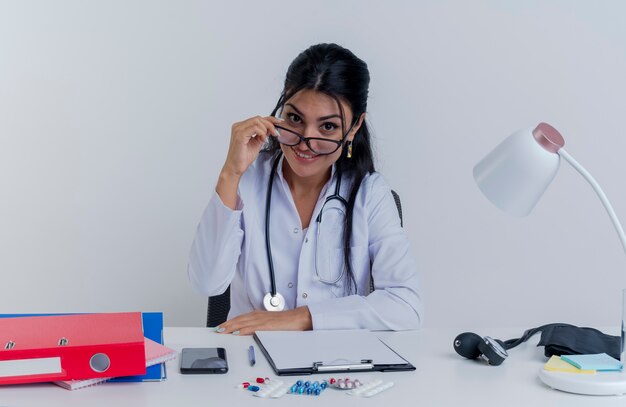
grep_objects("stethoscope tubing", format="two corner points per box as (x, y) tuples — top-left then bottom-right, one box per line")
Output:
(265, 155), (281, 297)
(265, 153), (346, 298)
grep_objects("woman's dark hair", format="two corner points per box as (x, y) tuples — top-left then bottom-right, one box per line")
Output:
(266, 43), (375, 295)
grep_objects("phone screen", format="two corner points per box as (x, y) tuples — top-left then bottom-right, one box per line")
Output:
(180, 348), (228, 374)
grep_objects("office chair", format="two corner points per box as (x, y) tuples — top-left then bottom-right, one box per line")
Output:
(206, 190), (403, 327)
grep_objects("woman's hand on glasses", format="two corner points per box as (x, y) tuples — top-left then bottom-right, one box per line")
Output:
(217, 116), (283, 209)
(222, 116), (283, 178)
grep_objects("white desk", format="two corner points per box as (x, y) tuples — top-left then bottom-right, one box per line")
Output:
(1, 327), (625, 406)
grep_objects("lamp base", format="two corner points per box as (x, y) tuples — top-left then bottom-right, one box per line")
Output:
(539, 369), (626, 396)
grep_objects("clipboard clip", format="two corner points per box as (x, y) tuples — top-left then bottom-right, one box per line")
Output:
(313, 359), (374, 372)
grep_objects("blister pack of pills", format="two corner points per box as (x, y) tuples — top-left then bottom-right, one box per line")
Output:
(289, 379), (329, 396)
(253, 380), (292, 398)
(345, 379), (394, 397)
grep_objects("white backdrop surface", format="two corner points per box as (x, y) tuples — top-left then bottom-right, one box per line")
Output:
(1, 0), (625, 329)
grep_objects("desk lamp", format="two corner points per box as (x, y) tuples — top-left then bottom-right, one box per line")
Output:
(473, 122), (626, 395)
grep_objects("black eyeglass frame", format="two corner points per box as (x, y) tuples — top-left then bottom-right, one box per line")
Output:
(273, 119), (358, 156)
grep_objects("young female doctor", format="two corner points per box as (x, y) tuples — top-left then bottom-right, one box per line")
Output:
(188, 43), (423, 335)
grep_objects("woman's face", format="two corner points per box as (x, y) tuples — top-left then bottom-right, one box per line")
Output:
(277, 89), (362, 181)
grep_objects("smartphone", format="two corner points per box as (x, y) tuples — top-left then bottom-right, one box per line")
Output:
(180, 347), (228, 374)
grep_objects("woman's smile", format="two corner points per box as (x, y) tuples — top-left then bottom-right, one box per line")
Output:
(291, 147), (320, 161)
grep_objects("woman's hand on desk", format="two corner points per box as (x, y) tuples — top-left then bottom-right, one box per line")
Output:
(216, 306), (312, 335)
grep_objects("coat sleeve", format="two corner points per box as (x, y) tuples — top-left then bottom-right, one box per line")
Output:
(187, 191), (245, 297)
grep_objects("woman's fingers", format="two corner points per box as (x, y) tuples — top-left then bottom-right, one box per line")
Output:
(217, 313), (258, 335)
(216, 308), (311, 335)
(251, 123), (270, 143)
(239, 117), (276, 143)
(218, 311), (269, 335)
(223, 116), (273, 176)
(216, 113), (284, 209)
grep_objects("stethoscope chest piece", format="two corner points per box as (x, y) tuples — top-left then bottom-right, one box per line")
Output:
(263, 292), (285, 312)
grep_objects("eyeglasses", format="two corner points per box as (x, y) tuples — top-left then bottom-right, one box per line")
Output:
(273, 116), (357, 155)
(273, 124), (345, 155)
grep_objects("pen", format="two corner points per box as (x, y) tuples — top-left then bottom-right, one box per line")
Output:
(248, 345), (256, 366)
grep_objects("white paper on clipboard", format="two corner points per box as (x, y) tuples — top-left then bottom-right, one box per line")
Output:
(254, 330), (410, 372)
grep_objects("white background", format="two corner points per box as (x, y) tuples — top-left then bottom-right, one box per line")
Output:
(1, 0), (625, 330)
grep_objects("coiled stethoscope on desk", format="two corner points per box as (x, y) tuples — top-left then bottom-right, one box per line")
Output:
(263, 153), (348, 311)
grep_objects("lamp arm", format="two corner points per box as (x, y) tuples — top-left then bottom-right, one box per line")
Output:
(558, 148), (626, 256)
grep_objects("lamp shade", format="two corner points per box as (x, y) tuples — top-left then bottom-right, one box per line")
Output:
(473, 123), (565, 217)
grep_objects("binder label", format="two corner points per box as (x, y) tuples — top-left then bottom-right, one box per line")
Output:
(0, 357), (62, 378)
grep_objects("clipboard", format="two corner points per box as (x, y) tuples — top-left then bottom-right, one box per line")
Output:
(253, 330), (415, 375)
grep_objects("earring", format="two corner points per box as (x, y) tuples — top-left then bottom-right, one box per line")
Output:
(347, 141), (353, 158)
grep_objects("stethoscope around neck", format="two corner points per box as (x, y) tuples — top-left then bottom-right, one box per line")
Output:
(263, 153), (347, 311)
